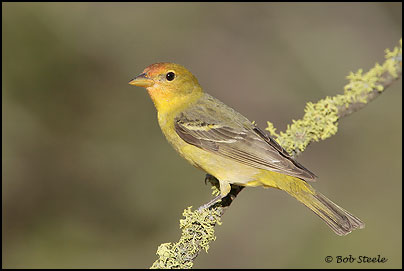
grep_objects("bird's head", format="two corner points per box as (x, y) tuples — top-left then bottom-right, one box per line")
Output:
(129, 63), (203, 113)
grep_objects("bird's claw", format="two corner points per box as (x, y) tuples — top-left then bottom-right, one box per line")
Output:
(204, 174), (219, 186)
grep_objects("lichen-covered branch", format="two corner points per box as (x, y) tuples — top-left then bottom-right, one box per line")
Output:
(266, 40), (402, 156)
(150, 39), (402, 269)
(150, 207), (222, 269)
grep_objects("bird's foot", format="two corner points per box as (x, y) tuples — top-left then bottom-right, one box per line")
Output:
(204, 174), (219, 186)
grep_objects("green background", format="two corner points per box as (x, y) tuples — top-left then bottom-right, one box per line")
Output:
(2, 2), (402, 269)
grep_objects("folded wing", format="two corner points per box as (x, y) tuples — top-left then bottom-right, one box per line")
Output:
(174, 94), (317, 182)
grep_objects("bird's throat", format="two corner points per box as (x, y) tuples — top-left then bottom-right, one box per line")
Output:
(147, 87), (202, 115)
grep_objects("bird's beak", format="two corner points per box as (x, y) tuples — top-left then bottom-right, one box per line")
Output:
(128, 73), (155, 88)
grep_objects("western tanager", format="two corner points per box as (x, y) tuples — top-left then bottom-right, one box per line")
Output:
(129, 62), (364, 236)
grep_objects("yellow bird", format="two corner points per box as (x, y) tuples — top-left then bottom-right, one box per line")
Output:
(129, 62), (364, 236)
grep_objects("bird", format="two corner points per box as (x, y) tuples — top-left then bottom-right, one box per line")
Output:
(129, 62), (365, 236)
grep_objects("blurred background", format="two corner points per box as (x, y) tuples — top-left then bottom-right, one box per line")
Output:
(2, 2), (402, 269)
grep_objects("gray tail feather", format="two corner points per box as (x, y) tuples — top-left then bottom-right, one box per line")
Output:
(295, 191), (365, 236)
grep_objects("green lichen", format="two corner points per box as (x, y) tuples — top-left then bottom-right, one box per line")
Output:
(151, 207), (222, 269)
(211, 185), (221, 197)
(270, 39), (402, 154)
(275, 97), (339, 154)
(265, 121), (280, 138)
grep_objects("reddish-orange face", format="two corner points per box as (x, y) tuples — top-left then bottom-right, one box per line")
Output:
(129, 62), (198, 88)
(129, 63), (203, 111)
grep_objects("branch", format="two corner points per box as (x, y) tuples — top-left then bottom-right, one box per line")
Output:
(150, 39), (402, 269)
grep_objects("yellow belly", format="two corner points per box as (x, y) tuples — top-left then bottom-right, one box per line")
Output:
(180, 143), (261, 185)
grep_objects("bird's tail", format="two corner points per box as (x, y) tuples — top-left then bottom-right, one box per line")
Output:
(291, 189), (365, 236)
(257, 172), (365, 235)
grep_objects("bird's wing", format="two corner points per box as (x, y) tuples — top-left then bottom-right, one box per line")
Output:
(174, 95), (317, 181)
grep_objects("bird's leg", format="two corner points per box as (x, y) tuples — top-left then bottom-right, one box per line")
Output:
(199, 176), (234, 211)
(199, 174), (246, 210)
(197, 194), (222, 211)
(198, 183), (245, 211)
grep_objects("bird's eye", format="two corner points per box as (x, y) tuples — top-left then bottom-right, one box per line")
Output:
(166, 72), (175, 81)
